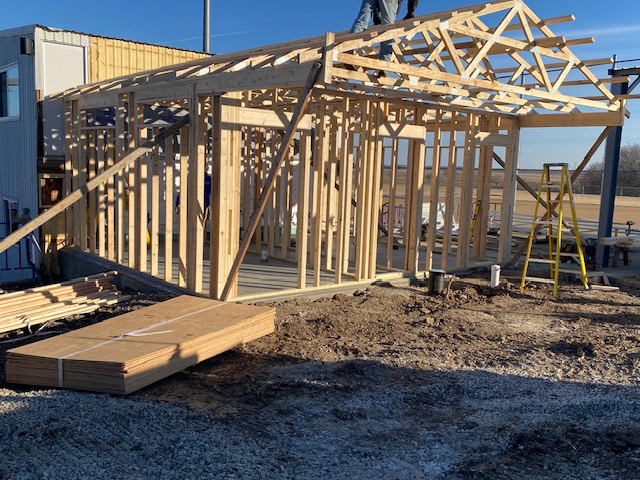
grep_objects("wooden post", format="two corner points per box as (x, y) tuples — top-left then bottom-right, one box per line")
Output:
(325, 109), (339, 272)
(64, 101), (76, 248)
(150, 127), (160, 276)
(322, 32), (335, 85)
(242, 128), (252, 253)
(178, 124), (189, 287)
(456, 113), (478, 268)
(106, 130), (116, 262)
(425, 108), (442, 272)
(77, 109), (87, 251)
(296, 131), (312, 289)
(137, 111), (148, 272)
(498, 121), (520, 264)
(211, 92), (242, 299)
(87, 130), (97, 255)
(97, 130), (106, 258)
(187, 94), (208, 292)
(115, 94), (126, 264)
(368, 101), (385, 278)
(127, 93), (137, 269)
(281, 141), (294, 260)
(441, 114), (459, 270)
(253, 130), (264, 256)
(164, 135), (174, 282)
(404, 109), (426, 273)
(385, 137), (399, 269)
(335, 99), (353, 283)
(269, 130), (280, 257)
(312, 99), (328, 286)
(473, 115), (493, 259)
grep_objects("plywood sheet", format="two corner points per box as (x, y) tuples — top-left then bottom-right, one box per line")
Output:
(6, 295), (275, 395)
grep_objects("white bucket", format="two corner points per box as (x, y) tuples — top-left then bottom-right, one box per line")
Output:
(490, 264), (501, 288)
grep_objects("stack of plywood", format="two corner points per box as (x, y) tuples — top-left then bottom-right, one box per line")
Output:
(0, 271), (127, 335)
(5, 295), (276, 395)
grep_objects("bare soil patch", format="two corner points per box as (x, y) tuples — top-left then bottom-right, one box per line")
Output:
(2, 275), (640, 478)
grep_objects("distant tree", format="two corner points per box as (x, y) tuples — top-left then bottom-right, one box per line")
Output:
(574, 144), (640, 196)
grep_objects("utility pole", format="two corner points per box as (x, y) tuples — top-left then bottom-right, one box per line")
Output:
(203, 0), (210, 53)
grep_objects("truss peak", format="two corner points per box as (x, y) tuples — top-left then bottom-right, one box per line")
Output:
(61, 1), (623, 120)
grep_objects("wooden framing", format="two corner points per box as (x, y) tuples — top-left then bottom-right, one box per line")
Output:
(2, 1), (626, 301)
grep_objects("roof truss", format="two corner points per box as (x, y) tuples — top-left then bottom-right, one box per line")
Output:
(60, 0), (624, 120)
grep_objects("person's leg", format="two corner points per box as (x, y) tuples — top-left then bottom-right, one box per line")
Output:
(378, 0), (399, 61)
(350, 0), (378, 34)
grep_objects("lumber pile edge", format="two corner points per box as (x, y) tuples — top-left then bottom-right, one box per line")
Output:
(0, 271), (128, 335)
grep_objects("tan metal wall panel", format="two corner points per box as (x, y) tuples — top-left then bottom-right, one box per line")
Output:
(89, 37), (210, 83)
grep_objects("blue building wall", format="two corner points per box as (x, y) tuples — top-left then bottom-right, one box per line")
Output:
(0, 26), (39, 282)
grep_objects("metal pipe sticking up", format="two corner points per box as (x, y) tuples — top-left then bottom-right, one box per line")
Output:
(203, 0), (210, 53)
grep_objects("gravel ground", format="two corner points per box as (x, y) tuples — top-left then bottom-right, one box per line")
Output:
(1, 278), (640, 479)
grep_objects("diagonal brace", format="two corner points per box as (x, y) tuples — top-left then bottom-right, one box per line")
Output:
(0, 115), (190, 256)
(221, 62), (322, 301)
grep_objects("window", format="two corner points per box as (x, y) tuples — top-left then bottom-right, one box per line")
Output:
(0, 64), (19, 118)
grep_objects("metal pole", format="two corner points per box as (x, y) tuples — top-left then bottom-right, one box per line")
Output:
(203, 0), (210, 53)
(596, 76), (627, 267)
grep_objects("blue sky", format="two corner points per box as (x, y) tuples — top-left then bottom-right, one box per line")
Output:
(2, 0), (639, 61)
(3, 0), (639, 168)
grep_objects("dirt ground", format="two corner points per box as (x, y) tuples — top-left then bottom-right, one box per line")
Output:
(2, 273), (640, 478)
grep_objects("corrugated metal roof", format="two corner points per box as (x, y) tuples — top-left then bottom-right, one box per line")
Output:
(39, 27), (91, 47)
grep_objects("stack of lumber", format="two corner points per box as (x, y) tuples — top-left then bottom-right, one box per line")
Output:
(599, 235), (639, 247)
(5, 295), (276, 395)
(0, 271), (126, 335)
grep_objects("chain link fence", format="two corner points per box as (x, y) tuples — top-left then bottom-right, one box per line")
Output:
(515, 58), (640, 231)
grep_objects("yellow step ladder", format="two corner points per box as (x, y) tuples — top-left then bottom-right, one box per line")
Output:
(520, 163), (590, 297)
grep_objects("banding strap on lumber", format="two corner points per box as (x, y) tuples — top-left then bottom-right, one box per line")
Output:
(55, 301), (226, 389)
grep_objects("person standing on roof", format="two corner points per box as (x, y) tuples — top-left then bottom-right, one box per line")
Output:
(350, 0), (420, 64)
(373, 0), (419, 24)
(350, 0), (399, 63)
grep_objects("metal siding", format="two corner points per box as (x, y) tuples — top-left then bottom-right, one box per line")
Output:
(0, 29), (39, 282)
(39, 28), (91, 48)
(89, 37), (210, 83)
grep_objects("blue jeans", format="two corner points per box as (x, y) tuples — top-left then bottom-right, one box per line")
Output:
(350, 0), (398, 62)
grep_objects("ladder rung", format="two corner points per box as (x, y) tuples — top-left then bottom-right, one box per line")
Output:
(527, 258), (556, 264)
(522, 276), (555, 284)
(557, 268), (588, 274)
